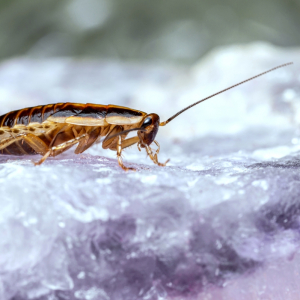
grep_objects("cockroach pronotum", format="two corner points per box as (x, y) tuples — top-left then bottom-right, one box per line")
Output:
(0, 62), (293, 171)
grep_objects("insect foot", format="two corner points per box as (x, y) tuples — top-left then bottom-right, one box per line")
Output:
(0, 63), (292, 171)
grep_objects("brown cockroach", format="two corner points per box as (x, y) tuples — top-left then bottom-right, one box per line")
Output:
(0, 62), (292, 171)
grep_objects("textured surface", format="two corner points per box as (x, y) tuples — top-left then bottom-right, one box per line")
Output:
(1, 43), (300, 300)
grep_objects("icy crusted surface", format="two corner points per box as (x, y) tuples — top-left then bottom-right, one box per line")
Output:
(1, 43), (300, 300)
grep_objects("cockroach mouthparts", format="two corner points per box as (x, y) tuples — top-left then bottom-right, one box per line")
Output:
(0, 62), (293, 171)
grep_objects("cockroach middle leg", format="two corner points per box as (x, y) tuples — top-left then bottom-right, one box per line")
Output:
(121, 136), (139, 149)
(49, 124), (70, 148)
(34, 150), (51, 165)
(74, 128), (100, 154)
(34, 134), (87, 166)
(117, 135), (136, 171)
(72, 127), (78, 138)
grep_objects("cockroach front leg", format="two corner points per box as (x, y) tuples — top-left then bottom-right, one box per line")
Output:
(117, 135), (136, 171)
(137, 142), (142, 152)
(145, 142), (169, 167)
(153, 140), (160, 156)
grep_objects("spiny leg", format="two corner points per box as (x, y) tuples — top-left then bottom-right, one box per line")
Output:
(153, 140), (160, 156)
(0, 133), (49, 155)
(34, 150), (51, 165)
(121, 136), (139, 149)
(144, 141), (169, 167)
(102, 125), (125, 150)
(74, 127), (100, 154)
(137, 142), (142, 152)
(72, 127), (78, 138)
(49, 124), (71, 148)
(117, 135), (136, 171)
(15, 140), (30, 155)
(0, 135), (22, 150)
(0, 134), (32, 150)
(35, 134), (87, 165)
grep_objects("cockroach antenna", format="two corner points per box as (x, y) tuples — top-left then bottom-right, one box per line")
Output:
(0, 62), (293, 171)
(160, 62), (293, 126)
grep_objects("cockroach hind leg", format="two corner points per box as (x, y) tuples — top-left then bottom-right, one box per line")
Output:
(33, 150), (52, 166)
(34, 134), (87, 166)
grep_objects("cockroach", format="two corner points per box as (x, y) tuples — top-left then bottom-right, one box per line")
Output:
(0, 62), (292, 171)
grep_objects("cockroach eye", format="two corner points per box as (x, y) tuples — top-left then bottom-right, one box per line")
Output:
(142, 117), (152, 127)
(0, 63), (291, 171)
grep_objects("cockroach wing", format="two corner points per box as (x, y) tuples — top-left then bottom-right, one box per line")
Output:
(105, 105), (145, 125)
(65, 103), (107, 126)
(47, 103), (84, 123)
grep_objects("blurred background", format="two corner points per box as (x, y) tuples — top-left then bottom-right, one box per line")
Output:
(0, 0), (299, 63)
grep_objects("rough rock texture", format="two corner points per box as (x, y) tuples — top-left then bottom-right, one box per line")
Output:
(1, 43), (300, 300)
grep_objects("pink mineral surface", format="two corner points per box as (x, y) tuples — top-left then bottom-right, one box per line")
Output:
(1, 43), (300, 300)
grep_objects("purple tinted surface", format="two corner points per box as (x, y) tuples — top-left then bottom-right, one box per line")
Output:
(1, 43), (300, 300)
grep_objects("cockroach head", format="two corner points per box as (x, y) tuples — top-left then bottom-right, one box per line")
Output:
(138, 113), (160, 146)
